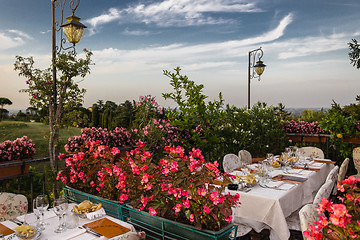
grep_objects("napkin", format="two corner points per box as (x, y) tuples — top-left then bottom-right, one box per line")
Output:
(85, 208), (106, 220)
(309, 161), (323, 168)
(264, 181), (283, 188)
(286, 169), (303, 175)
(17, 210), (57, 224)
(278, 183), (295, 191)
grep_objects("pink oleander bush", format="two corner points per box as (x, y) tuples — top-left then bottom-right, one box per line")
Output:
(0, 136), (36, 162)
(304, 176), (360, 240)
(283, 120), (330, 134)
(57, 141), (239, 231)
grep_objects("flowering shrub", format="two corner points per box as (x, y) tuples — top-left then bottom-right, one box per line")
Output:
(133, 95), (163, 128)
(0, 136), (36, 161)
(57, 141), (239, 231)
(304, 176), (360, 240)
(283, 120), (329, 134)
(65, 127), (133, 153)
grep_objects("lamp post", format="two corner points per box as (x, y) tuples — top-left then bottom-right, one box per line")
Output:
(51, 0), (86, 112)
(247, 47), (266, 110)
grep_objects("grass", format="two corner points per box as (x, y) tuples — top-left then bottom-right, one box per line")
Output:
(0, 120), (81, 158)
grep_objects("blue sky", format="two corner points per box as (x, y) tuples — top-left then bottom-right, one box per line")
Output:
(1, 0), (360, 110)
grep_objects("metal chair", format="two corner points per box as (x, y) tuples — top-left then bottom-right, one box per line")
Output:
(299, 204), (320, 239)
(222, 154), (242, 173)
(313, 179), (334, 206)
(238, 150), (252, 165)
(338, 158), (350, 183)
(352, 147), (360, 178)
(299, 146), (324, 159)
(0, 192), (28, 222)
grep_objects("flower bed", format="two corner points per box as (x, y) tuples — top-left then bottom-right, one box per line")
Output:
(57, 141), (239, 232)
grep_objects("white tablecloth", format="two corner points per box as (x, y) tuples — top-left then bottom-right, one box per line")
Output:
(228, 161), (334, 240)
(2, 203), (135, 240)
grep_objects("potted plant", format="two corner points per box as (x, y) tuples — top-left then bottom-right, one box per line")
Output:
(304, 176), (360, 240)
(58, 141), (239, 239)
(0, 136), (36, 179)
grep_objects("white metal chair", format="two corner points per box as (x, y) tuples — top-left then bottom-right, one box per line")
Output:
(313, 179), (334, 206)
(299, 146), (324, 159)
(338, 158), (350, 184)
(222, 154), (242, 173)
(0, 192), (28, 222)
(299, 204), (320, 239)
(326, 166), (339, 195)
(238, 150), (252, 165)
(352, 147), (360, 178)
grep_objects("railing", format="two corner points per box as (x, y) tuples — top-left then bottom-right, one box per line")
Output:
(0, 157), (59, 211)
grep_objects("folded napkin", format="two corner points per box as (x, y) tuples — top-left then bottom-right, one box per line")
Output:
(286, 169), (303, 175)
(309, 161), (324, 168)
(85, 208), (106, 220)
(265, 181), (283, 188)
(277, 183), (295, 191)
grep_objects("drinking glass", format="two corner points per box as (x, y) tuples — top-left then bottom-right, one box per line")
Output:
(35, 194), (49, 230)
(53, 197), (68, 233)
(32, 199), (41, 229)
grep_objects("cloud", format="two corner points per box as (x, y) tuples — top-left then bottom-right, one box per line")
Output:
(89, 12), (357, 75)
(0, 30), (33, 50)
(123, 28), (150, 36)
(85, 0), (262, 34)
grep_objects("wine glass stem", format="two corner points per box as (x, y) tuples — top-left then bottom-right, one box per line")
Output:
(58, 215), (63, 228)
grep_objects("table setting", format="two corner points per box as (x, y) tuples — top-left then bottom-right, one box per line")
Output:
(223, 146), (335, 240)
(0, 197), (136, 240)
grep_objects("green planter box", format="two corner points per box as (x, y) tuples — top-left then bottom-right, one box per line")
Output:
(122, 204), (237, 240)
(63, 186), (124, 220)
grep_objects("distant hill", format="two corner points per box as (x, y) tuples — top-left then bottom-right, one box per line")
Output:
(285, 107), (329, 117)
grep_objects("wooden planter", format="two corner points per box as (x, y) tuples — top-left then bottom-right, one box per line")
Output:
(0, 160), (30, 180)
(122, 204), (236, 240)
(286, 134), (328, 144)
(343, 137), (360, 144)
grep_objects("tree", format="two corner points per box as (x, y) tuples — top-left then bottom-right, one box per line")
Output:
(349, 38), (360, 69)
(14, 50), (93, 169)
(0, 97), (12, 121)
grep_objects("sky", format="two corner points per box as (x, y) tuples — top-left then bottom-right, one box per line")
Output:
(1, 0), (360, 111)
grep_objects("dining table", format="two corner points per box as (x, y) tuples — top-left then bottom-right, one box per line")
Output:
(1, 203), (136, 240)
(226, 158), (335, 240)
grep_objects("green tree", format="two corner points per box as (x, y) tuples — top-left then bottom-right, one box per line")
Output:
(14, 50), (93, 168)
(91, 104), (100, 127)
(300, 109), (326, 122)
(0, 97), (12, 121)
(275, 103), (292, 121)
(349, 38), (360, 69)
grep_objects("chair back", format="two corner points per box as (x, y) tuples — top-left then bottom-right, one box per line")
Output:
(0, 192), (28, 222)
(313, 180), (334, 206)
(299, 146), (324, 159)
(223, 154), (241, 173)
(353, 147), (360, 175)
(338, 158), (350, 183)
(326, 166), (339, 195)
(238, 150), (252, 165)
(299, 204), (320, 239)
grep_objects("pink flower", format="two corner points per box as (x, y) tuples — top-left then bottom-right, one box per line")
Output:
(149, 207), (157, 216)
(189, 214), (194, 222)
(203, 206), (210, 214)
(173, 203), (182, 213)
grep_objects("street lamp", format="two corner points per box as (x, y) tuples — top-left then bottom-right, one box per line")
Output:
(51, 0), (86, 111)
(247, 47), (266, 109)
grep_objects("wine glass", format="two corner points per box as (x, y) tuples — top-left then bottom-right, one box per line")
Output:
(32, 199), (41, 229)
(53, 196), (68, 233)
(35, 194), (49, 230)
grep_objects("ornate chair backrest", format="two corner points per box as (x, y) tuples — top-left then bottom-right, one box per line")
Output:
(222, 154), (241, 173)
(353, 147), (360, 175)
(313, 180), (334, 206)
(338, 158), (350, 183)
(326, 166), (339, 195)
(0, 192), (28, 222)
(299, 204), (320, 239)
(238, 150), (252, 165)
(299, 146), (324, 159)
